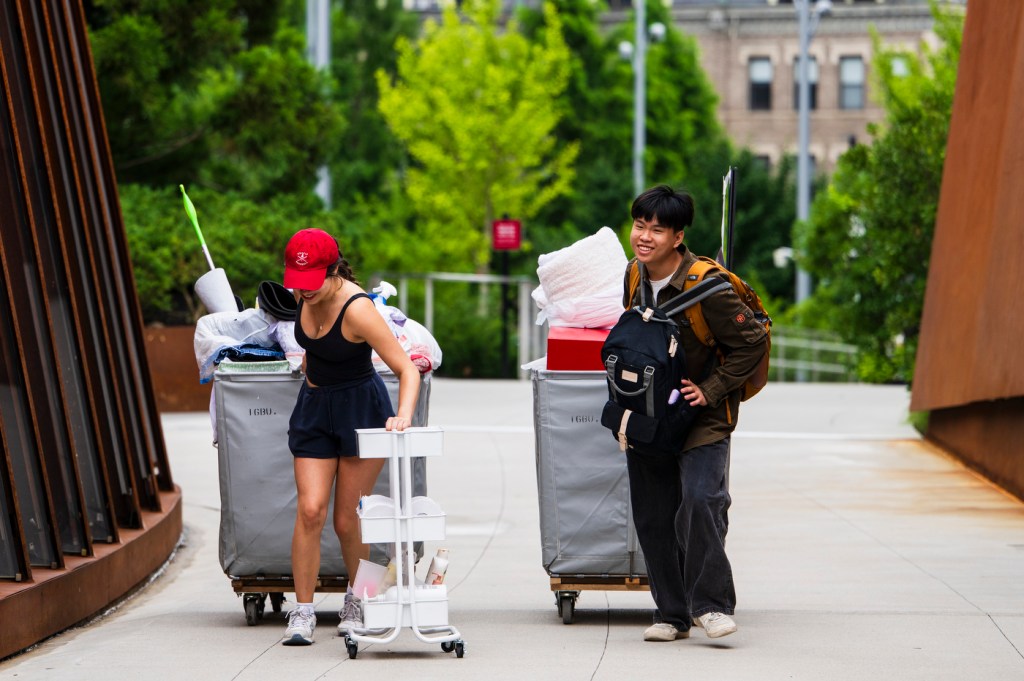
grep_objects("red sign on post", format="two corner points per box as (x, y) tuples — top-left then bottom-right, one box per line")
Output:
(492, 219), (521, 251)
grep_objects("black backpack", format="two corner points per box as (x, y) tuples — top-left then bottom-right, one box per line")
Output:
(599, 265), (732, 455)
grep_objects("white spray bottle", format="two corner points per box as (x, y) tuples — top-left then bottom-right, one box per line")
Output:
(425, 548), (449, 585)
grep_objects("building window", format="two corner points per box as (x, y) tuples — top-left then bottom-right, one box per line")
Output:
(839, 56), (865, 110)
(749, 57), (773, 111)
(754, 155), (772, 171)
(793, 56), (819, 110)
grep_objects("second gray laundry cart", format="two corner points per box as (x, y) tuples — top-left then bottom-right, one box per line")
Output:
(531, 367), (648, 624)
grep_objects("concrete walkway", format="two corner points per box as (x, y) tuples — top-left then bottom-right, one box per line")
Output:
(1, 380), (1022, 680)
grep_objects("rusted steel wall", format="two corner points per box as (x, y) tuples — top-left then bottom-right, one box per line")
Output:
(145, 325), (211, 412)
(911, 0), (1024, 500)
(927, 400), (1024, 501)
(0, 0), (180, 658)
(911, 1), (1024, 410)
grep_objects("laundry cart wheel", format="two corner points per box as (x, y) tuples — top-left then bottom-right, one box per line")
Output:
(441, 641), (455, 653)
(269, 592), (285, 613)
(454, 641), (465, 658)
(345, 636), (358, 659)
(243, 593), (265, 626)
(558, 592), (577, 624)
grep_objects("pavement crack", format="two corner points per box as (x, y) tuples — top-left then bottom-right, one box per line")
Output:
(589, 593), (612, 681)
(987, 613), (1024, 662)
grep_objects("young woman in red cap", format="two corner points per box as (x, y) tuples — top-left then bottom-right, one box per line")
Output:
(279, 228), (420, 646)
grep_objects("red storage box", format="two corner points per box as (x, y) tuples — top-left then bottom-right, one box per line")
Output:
(546, 327), (611, 371)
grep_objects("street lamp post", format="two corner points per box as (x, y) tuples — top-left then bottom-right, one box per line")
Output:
(619, 0), (665, 198)
(633, 0), (647, 197)
(795, 0), (831, 305)
(306, 0), (331, 208)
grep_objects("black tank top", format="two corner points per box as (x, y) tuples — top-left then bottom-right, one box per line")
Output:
(295, 293), (374, 386)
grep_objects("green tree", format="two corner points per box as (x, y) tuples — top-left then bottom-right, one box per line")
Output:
(331, 0), (420, 205)
(519, 1), (796, 304)
(198, 26), (345, 199)
(376, 0), (579, 273)
(87, 0), (341, 199)
(796, 3), (963, 382)
(517, 0), (629, 250)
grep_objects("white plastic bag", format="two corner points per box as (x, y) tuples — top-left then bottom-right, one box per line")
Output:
(369, 281), (442, 374)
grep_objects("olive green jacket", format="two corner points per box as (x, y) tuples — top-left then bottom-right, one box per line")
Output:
(622, 246), (769, 452)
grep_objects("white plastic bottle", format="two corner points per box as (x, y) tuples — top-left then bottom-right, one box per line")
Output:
(425, 548), (449, 585)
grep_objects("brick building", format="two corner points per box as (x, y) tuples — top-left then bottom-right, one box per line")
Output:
(607, 0), (951, 172)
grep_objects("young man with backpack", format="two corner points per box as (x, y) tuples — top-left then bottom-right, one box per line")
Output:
(621, 185), (769, 642)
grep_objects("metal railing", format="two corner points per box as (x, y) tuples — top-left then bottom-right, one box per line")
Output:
(770, 325), (859, 382)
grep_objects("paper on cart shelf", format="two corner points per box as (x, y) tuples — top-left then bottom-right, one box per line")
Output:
(411, 496), (442, 516)
(358, 495), (395, 517)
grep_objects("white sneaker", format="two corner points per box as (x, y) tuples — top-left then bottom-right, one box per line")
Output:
(282, 609), (316, 645)
(693, 612), (737, 638)
(643, 622), (690, 642)
(337, 593), (364, 634)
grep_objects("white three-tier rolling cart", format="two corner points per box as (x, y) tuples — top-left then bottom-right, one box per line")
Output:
(347, 426), (465, 659)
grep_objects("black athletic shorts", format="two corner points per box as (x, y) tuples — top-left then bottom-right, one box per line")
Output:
(288, 372), (394, 459)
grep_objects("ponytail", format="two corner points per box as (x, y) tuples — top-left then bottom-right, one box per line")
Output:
(327, 256), (359, 286)
(337, 257), (358, 285)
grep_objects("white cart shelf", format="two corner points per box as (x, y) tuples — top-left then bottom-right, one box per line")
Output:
(345, 427), (464, 659)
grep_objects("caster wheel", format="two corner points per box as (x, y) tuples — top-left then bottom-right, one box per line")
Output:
(269, 593), (285, 614)
(257, 594), (266, 620)
(243, 596), (259, 626)
(560, 593), (576, 625)
(346, 637), (358, 659)
(441, 641), (455, 653)
(454, 641), (465, 658)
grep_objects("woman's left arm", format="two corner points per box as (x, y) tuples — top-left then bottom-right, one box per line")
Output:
(348, 296), (420, 431)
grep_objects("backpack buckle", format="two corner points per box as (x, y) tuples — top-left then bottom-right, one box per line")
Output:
(641, 308), (654, 322)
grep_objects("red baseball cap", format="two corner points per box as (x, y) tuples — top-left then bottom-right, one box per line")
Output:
(283, 228), (339, 290)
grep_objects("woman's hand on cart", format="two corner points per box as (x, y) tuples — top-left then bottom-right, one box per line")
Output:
(385, 415), (410, 431)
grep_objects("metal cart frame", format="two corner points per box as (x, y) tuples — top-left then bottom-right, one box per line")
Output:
(345, 427), (465, 658)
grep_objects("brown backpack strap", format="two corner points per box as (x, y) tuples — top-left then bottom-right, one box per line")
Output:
(682, 256), (722, 346)
(627, 261), (641, 308)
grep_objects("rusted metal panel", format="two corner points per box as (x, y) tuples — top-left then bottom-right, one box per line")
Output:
(0, 488), (181, 661)
(0, 0), (176, 644)
(926, 400), (1024, 502)
(144, 325), (213, 413)
(911, 1), (1024, 411)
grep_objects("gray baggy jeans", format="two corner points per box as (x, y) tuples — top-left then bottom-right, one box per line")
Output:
(626, 436), (735, 631)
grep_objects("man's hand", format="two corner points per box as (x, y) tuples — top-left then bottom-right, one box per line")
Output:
(679, 379), (707, 407)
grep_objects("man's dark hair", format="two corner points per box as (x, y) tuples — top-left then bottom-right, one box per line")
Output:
(630, 185), (695, 233)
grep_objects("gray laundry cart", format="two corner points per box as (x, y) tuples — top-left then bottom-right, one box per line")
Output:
(214, 366), (431, 625)
(532, 368), (649, 624)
